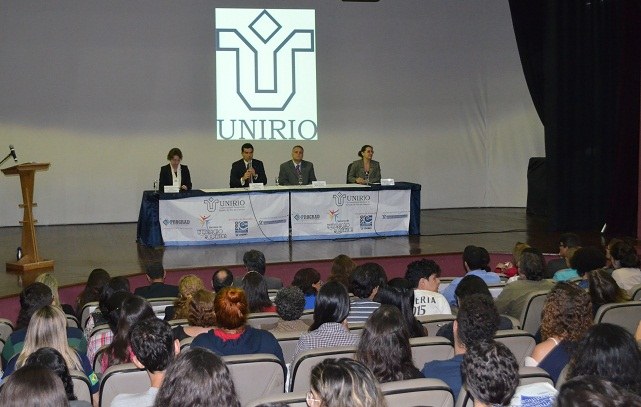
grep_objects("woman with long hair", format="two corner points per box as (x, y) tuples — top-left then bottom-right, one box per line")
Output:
(241, 271), (275, 313)
(327, 254), (356, 289)
(308, 358), (387, 407)
(375, 286), (426, 337)
(75, 268), (110, 315)
(153, 348), (239, 407)
(172, 289), (217, 341)
(291, 267), (322, 310)
(0, 365), (70, 407)
(165, 274), (205, 321)
(355, 305), (423, 382)
(588, 268), (629, 316)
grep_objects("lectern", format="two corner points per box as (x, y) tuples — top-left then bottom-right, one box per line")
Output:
(2, 163), (55, 272)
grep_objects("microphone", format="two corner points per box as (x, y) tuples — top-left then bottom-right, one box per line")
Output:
(9, 145), (17, 162)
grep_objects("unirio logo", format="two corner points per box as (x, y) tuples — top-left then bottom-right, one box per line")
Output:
(215, 8), (318, 141)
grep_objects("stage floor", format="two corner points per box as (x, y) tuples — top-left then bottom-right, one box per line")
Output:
(0, 208), (604, 298)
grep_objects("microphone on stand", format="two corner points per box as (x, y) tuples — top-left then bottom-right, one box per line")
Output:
(9, 145), (17, 162)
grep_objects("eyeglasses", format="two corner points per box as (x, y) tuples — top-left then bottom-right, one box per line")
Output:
(306, 391), (321, 406)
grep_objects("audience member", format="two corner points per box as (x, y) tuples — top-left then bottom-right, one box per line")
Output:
(570, 246), (607, 289)
(375, 286), (426, 337)
(3, 283), (87, 367)
(291, 267), (322, 310)
(442, 245), (500, 306)
(101, 295), (156, 372)
(604, 238), (624, 271)
(308, 358), (387, 407)
(171, 289), (216, 342)
(241, 271), (276, 312)
(495, 248), (555, 320)
(291, 282), (359, 364)
(327, 254), (357, 289)
(495, 241), (530, 278)
(568, 323), (641, 395)
(163, 274), (205, 321)
(236, 249), (283, 289)
(387, 277), (413, 290)
(190, 287), (284, 364)
(86, 290), (130, 365)
(526, 282), (592, 383)
(2, 306), (99, 404)
(545, 233), (581, 278)
(609, 240), (641, 290)
(461, 340), (519, 407)
(552, 247), (579, 282)
(35, 273), (75, 317)
(24, 347), (92, 407)
(557, 376), (641, 407)
(347, 263), (386, 324)
(84, 276), (130, 336)
(270, 286), (310, 334)
(404, 258), (451, 315)
(588, 268), (629, 316)
(211, 267), (234, 292)
(422, 294), (500, 399)
(436, 275), (513, 342)
(111, 318), (179, 407)
(75, 268), (110, 316)
(134, 264), (179, 299)
(355, 305), (423, 383)
(153, 347), (241, 407)
(0, 365), (70, 407)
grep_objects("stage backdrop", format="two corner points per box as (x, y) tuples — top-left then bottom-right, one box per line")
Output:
(0, 1), (543, 226)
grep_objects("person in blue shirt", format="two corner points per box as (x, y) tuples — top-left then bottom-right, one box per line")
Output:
(291, 268), (322, 310)
(441, 245), (501, 307)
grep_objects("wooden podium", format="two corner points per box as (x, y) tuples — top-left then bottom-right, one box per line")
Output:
(2, 163), (55, 272)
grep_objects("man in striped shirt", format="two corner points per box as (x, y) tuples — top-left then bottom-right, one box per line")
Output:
(346, 263), (386, 324)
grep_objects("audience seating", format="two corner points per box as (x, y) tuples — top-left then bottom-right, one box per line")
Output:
(555, 365), (570, 390)
(517, 290), (549, 335)
(594, 301), (641, 335)
(93, 345), (109, 375)
(179, 336), (194, 350)
(0, 318), (13, 342)
(246, 312), (281, 329)
(147, 297), (177, 320)
(167, 318), (188, 327)
(382, 378), (454, 407)
(273, 330), (305, 363)
(80, 301), (99, 330)
(348, 321), (365, 336)
(70, 369), (93, 403)
(455, 366), (552, 407)
(629, 284), (641, 300)
(289, 345), (357, 392)
(66, 314), (80, 329)
(495, 329), (536, 366)
(98, 363), (149, 407)
(223, 353), (286, 406)
(416, 314), (456, 336)
(409, 336), (454, 368)
(246, 392), (308, 407)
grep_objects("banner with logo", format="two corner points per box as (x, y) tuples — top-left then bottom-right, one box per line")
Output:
(290, 189), (411, 240)
(159, 192), (289, 245)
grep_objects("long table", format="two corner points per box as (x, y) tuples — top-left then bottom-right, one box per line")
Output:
(136, 182), (420, 246)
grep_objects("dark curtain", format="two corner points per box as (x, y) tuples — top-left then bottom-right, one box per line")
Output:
(509, 0), (640, 236)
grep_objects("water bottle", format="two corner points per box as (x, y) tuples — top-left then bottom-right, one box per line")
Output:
(153, 180), (158, 192)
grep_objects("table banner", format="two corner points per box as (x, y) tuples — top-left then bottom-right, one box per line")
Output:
(290, 189), (410, 239)
(159, 192), (289, 245)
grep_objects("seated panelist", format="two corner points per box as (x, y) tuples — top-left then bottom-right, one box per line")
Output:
(229, 143), (267, 188)
(348, 144), (381, 185)
(278, 145), (317, 185)
(159, 147), (192, 191)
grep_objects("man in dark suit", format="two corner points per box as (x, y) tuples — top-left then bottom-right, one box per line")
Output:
(233, 249), (283, 289)
(134, 264), (179, 299)
(277, 145), (317, 185)
(229, 143), (267, 188)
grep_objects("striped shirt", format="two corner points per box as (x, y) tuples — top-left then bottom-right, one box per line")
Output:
(346, 298), (380, 324)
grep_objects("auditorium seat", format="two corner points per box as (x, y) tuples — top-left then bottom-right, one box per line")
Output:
(70, 369), (92, 404)
(246, 312), (281, 329)
(416, 314), (456, 336)
(179, 336), (194, 350)
(224, 353), (286, 406)
(517, 290), (549, 335)
(0, 318), (14, 342)
(99, 363), (149, 407)
(594, 301), (641, 334)
(289, 345), (357, 392)
(80, 301), (99, 330)
(246, 392), (308, 407)
(629, 284), (641, 300)
(147, 297), (177, 320)
(273, 330), (304, 363)
(382, 378), (454, 407)
(409, 336), (454, 368)
(348, 321), (365, 336)
(495, 329), (536, 366)
(66, 314), (80, 328)
(167, 318), (189, 327)
(93, 345), (109, 375)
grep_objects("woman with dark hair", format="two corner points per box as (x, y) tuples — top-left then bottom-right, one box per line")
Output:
(158, 147), (192, 191)
(0, 365), (70, 407)
(588, 268), (630, 315)
(190, 287), (284, 364)
(172, 289), (216, 341)
(101, 295), (156, 372)
(347, 145), (381, 185)
(328, 254), (356, 289)
(526, 282), (593, 382)
(291, 281), (359, 364)
(557, 376), (641, 407)
(75, 268), (110, 316)
(241, 271), (276, 313)
(84, 276), (130, 336)
(86, 290), (130, 365)
(570, 246), (607, 289)
(153, 347), (240, 407)
(374, 286), (426, 338)
(3, 283), (87, 367)
(291, 267), (322, 310)
(25, 347), (92, 406)
(568, 323), (641, 395)
(355, 305), (423, 383)
(308, 358), (387, 407)
(610, 241), (641, 290)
